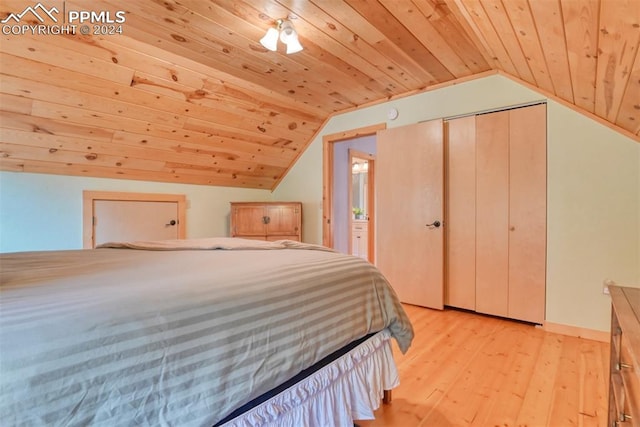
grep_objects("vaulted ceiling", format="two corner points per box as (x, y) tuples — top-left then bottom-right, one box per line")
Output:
(1, 0), (638, 189)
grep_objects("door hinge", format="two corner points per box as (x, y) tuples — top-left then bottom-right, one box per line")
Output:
(93, 216), (97, 225)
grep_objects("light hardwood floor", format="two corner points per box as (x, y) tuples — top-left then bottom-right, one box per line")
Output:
(357, 304), (610, 427)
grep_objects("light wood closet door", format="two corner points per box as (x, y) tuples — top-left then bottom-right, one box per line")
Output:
(445, 116), (476, 310)
(475, 111), (510, 318)
(377, 120), (444, 309)
(508, 104), (546, 324)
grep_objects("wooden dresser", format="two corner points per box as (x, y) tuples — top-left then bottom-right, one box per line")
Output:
(609, 285), (640, 427)
(230, 202), (302, 242)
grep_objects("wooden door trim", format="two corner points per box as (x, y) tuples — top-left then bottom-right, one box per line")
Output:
(83, 191), (186, 248)
(348, 149), (376, 263)
(322, 123), (386, 249)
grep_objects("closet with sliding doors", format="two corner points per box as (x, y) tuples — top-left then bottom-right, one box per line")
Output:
(377, 103), (546, 324)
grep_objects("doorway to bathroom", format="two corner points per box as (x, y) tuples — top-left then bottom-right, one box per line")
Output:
(322, 123), (385, 263)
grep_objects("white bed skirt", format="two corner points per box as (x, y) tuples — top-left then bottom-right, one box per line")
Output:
(222, 329), (399, 427)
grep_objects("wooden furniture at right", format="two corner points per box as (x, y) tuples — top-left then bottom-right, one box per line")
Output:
(230, 202), (302, 242)
(608, 285), (640, 427)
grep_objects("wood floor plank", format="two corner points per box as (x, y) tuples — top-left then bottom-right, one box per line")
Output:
(515, 333), (565, 426)
(577, 340), (608, 426)
(357, 305), (609, 427)
(548, 337), (581, 425)
(471, 325), (546, 426)
(364, 310), (501, 425)
(421, 323), (522, 426)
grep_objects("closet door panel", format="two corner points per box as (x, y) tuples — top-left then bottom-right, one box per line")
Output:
(475, 111), (510, 318)
(508, 104), (547, 323)
(445, 116), (476, 310)
(377, 120), (444, 309)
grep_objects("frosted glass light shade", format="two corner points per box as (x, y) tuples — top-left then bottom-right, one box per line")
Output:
(285, 37), (303, 54)
(279, 21), (295, 42)
(260, 19), (303, 54)
(279, 20), (303, 54)
(260, 27), (279, 51)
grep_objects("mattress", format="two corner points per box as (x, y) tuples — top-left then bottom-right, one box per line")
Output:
(0, 238), (413, 426)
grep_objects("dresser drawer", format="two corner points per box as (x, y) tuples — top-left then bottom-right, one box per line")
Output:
(618, 337), (640, 424)
(608, 286), (640, 427)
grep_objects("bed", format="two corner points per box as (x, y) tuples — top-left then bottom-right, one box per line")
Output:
(0, 238), (413, 426)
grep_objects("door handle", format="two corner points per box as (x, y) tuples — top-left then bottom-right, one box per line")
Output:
(426, 220), (441, 228)
(166, 220), (176, 226)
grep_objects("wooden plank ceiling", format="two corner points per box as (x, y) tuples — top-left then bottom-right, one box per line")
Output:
(1, 0), (639, 189)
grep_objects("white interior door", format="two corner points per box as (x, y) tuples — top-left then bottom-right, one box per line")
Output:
(94, 200), (179, 246)
(377, 119), (444, 309)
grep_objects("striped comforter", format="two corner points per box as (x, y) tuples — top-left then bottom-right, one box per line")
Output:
(0, 238), (413, 426)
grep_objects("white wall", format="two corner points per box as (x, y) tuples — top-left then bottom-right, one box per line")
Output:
(0, 172), (271, 252)
(273, 74), (640, 332)
(546, 101), (639, 331)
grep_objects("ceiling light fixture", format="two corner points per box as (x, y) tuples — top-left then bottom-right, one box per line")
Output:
(260, 19), (303, 54)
